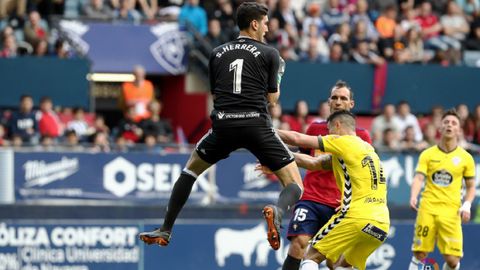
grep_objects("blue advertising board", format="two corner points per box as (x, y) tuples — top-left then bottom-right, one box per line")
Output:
(58, 21), (188, 74)
(13, 152), (480, 206)
(1, 220), (480, 270)
(143, 221), (480, 270)
(13, 152), (289, 204)
(0, 221), (141, 270)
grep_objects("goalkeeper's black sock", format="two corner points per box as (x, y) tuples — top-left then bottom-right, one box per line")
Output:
(161, 170), (197, 231)
(277, 183), (302, 218)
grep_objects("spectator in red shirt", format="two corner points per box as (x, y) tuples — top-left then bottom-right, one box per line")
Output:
(37, 96), (63, 138)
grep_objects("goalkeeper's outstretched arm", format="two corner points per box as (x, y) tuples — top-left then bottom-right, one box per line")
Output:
(277, 129), (321, 150)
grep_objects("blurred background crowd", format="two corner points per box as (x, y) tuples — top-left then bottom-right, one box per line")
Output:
(1, 0), (480, 64)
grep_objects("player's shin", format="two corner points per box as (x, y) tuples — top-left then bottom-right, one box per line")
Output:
(277, 183), (303, 217)
(299, 259), (318, 270)
(161, 169), (198, 231)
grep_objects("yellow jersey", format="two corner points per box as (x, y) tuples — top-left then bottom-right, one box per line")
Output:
(322, 135), (390, 223)
(416, 145), (475, 217)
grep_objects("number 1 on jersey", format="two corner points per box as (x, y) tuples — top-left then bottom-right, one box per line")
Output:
(229, 59), (244, 94)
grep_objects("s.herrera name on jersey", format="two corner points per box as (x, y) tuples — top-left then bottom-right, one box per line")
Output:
(23, 157), (79, 188)
(215, 43), (261, 58)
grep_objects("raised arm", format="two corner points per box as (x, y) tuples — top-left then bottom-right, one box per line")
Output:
(277, 129), (322, 150)
(293, 152), (332, 171)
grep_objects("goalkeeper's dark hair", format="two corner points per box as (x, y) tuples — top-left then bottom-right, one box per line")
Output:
(236, 2), (268, 30)
(327, 110), (356, 131)
(331, 80), (354, 99)
(442, 108), (461, 122)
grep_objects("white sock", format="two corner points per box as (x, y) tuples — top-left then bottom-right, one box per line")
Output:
(300, 259), (318, 270)
(408, 256), (421, 270)
(442, 262), (460, 270)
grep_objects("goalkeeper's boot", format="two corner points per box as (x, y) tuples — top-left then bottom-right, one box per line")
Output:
(139, 228), (171, 246)
(262, 205), (282, 250)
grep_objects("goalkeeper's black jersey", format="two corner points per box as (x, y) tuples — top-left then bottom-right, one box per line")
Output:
(208, 36), (283, 128)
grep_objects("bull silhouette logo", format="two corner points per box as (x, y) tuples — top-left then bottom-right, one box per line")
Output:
(150, 23), (187, 75)
(214, 223), (271, 267)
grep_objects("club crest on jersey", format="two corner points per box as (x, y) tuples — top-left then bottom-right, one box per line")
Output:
(431, 169), (453, 186)
(452, 156), (461, 166)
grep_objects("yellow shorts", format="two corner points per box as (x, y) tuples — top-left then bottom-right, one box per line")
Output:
(311, 215), (389, 270)
(412, 210), (463, 257)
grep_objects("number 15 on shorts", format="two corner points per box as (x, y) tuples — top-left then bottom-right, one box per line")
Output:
(294, 208), (308, 222)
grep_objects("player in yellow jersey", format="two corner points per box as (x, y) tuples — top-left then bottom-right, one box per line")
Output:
(409, 109), (476, 270)
(275, 110), (390, 270)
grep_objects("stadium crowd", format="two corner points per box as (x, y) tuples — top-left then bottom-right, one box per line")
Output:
(0, 94), (175, 153)
(1, 0), (480, 65)
(1, 93), (480, 154)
